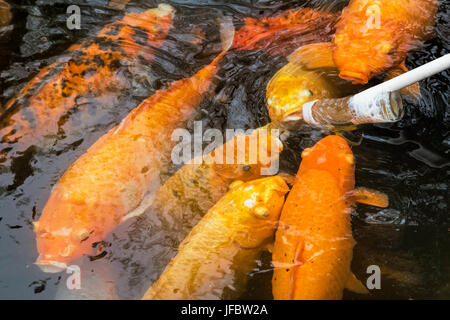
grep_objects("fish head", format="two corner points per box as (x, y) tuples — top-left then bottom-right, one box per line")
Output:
(333, 4), (401, 84)
(34, 194), (101, 272)
(266, 63), (338, 122)
(228, 176), (290, 249)
(211, 131), (283, 181)
(298, 135), (355, 193)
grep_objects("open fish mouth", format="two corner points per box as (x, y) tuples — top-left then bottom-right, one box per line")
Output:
(35, 257), (68, 273)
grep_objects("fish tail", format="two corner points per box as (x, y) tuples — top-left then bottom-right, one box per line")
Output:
(190, 17), (234, 86)
(218, 15), (235, 52)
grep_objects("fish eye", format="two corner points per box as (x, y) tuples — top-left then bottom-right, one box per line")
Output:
(242, 166), (251, 172)
(300, 89), (313, 97)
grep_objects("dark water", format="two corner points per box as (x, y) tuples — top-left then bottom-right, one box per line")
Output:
(0, 0), (448, 299)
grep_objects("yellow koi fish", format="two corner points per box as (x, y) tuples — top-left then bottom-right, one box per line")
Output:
(143, 176), (289, 300)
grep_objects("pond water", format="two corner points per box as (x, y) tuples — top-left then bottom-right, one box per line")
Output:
(0, 0), (448, 299)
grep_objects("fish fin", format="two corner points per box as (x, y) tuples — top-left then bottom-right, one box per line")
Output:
(288, 42), (336, 69)
(277, 172), (296, 188)
(348, 188), (389, 208)
(333, 125), (359, 133)
(385, 62), (421, 101)
(289, 238), (305, 299)
(293, 238), (305, 266)
(218, 15), (235, 51)
(121, 194), (155, 223)
(345, 272), (369, 294)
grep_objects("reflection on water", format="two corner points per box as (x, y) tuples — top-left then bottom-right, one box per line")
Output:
(0, 0), (448, 299)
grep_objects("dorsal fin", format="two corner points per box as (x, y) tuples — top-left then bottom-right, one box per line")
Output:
(288, 42), (336, 69)
(348, 188), (389, 207)
(345, 272), (369, 294)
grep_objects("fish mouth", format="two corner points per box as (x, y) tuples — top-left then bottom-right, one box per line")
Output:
(339, 71), (368, 84)
(35, 257), (68, 273)
(282, 109), (303, 123)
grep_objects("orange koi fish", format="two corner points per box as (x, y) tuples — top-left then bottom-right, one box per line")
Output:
(0, 4), (175, 162)
(294, 0), (438, 86)
(34, 19), (235, 272)
(143, 176), (289, 300)
(272, 135), (388, 300)
(233, 8), (339, 56)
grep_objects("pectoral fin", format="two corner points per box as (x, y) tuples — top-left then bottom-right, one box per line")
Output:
(121, 193), (155, 223)
(345, 272), (369, 294)
(349, 188), (389, 208)
(385, 61), (421, 101)
(277, 172), (296, 187)
(288, 42), (336, 69)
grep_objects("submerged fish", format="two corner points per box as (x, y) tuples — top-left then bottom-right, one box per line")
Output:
(34, 19), (235, 272)
(0, 4), (175, 163)
(233, 8), (339, 57)
(293, 0), (438, 87)
(142, 176), (289, 300)
(272, 135), (388, 300)
(0, 0), (11, 27)
(146, 129), (283, 235)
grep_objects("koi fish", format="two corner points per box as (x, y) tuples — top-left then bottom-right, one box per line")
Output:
(144, 128), (283, 236)
(142, 176), (289, 300)
(266, 57), (340, 122)
(272, 135), (389, 300)
(34, 18), (235, 272)
(0, 4), (175, 163)
(292, 0), (438, 88)
(233, 8), (339, 57)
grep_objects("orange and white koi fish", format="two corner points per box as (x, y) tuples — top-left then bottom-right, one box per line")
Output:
(291, 0), (438, 88)
(233, 8), (339, 57)
(34, 18), (235, 272)
(143, 176), (289, 300)
(0, 4), (175, 162)
(272, 135), (388, 300)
